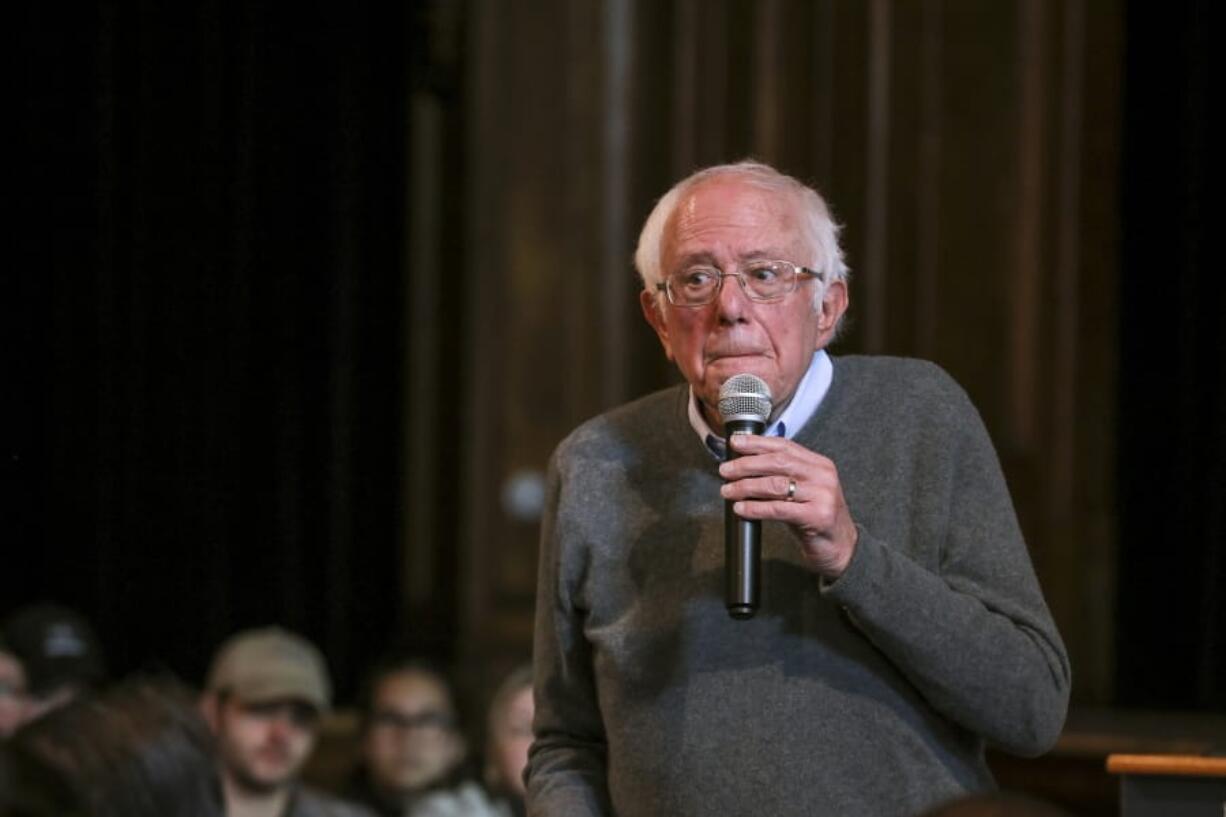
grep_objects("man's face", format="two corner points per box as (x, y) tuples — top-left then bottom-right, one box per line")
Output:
(362, 670), (466, 795)
(641, 176), (846, 426)
(207, 695), (319, 794)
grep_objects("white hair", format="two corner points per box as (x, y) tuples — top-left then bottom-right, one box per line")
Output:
(634, 160), (849, 313)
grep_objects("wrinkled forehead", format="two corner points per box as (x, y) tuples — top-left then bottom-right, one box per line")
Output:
(662, 177), (804, 266)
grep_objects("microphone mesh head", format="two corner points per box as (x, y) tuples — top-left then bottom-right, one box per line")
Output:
(718, 374), (772, 424)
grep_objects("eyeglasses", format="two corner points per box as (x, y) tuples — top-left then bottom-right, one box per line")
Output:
(369, 709), (456, 733)
(656, 260), (823, 307)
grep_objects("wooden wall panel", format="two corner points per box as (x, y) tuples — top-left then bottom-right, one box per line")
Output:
(450, 0), (1121, 705)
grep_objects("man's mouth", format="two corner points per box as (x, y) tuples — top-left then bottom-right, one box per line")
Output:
(256, 748), (291, 766)
(707, 351), (767, 363)
(707, 341), (768, 356)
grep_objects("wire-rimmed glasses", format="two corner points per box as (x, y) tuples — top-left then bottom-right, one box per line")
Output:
(656, 260), (823, 307)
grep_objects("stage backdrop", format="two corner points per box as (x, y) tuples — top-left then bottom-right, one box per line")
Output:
(449, 0), (1127, 706)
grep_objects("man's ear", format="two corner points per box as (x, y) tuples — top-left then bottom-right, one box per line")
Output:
(815, 279), (849, 348)
(640, 289), (675, 361)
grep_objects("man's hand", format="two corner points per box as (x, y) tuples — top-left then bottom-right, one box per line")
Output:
(718, 434), (858, 579)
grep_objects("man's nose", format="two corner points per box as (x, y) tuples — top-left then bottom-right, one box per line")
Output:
(715, 272), (751, 322)
(266, 711), (304, 738)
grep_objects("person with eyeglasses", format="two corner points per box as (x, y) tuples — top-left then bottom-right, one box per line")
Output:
(344, 656), (474, 817)
(200, 627), (375, 817)
(406, 663), (535, 817)
(526, 161), (1070, 817)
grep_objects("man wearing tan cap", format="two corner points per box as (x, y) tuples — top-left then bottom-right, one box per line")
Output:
(201, 626), (375, 817)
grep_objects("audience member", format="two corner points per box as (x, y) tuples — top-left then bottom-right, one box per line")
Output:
(481, 664), (533, 817)
(3, 673), (221, 817)
(1, 603), (107, 723)
(0, 640), (29, 739)
(345, 656), (472, 817)
(409, 663), (534, 817)
(201, 626), (374, 817)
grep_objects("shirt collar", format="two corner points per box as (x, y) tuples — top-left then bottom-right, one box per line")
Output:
(687, 350), (833, 458)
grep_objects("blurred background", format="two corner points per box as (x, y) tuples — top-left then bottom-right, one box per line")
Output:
(4, 0), (1221, 810)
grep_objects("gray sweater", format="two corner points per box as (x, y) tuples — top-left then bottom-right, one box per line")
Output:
(526, 355), (1070, 817)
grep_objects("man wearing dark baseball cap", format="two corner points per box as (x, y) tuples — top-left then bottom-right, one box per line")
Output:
(201, 626), (374, 817)
(1, 602), (107, 724)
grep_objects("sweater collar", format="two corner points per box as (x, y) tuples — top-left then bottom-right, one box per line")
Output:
(686, 350), (834, 458)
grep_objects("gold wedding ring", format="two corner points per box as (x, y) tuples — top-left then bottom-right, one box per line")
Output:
(786, 479), (797, 501)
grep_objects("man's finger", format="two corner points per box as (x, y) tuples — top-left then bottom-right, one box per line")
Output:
(720, 474), (796, 502)
(727, 433), (793, 453)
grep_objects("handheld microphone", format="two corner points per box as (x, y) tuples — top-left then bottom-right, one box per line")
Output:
(718, 373), (772, 620)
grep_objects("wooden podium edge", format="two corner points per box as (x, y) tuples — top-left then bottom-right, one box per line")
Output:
(1106, 753), (1226, 778)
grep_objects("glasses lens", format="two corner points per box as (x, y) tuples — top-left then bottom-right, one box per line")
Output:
(742, 261), (794, 301)
(372, 709), (456, 733)
(668, 268), (720, 305)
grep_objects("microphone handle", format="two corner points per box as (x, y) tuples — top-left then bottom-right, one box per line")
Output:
(724, 418), (765, 619)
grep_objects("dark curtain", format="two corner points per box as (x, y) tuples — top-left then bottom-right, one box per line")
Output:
(1116, 0), (1223, 710)
(6, 4), (418, 702)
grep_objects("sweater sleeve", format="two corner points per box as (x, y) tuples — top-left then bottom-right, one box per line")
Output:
(821, 386), (1071, 757)
(524, 447), (614, 817)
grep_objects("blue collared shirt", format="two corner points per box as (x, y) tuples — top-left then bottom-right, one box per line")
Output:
(687, 350), (834, 459)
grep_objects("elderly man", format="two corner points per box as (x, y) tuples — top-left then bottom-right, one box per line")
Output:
(526, 161), (1070, 817)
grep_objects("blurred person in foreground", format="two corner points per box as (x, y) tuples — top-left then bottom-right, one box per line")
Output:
(526, 160), (1071, 817)
(0, 639), (29, 739)
(1, 602), (107, 723)
(2, 673), (221, 817)
(0, 740), (77, 817)
(201, 626), (374, 817)
(345, 656), (471, 817)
